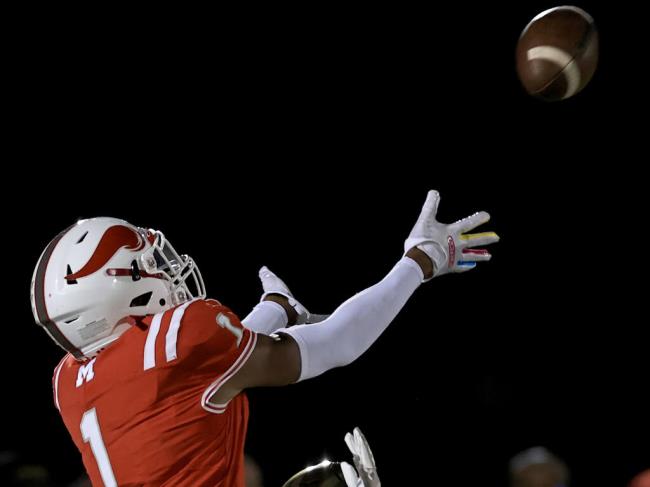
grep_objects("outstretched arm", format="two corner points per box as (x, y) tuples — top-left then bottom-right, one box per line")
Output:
(210, 251), (430, 401)
(208, 190), (498, 405)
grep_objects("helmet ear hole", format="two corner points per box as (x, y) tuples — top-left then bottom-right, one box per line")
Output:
(131, 260), (142, 281)
(129, 292), (153, 308)
(66, 265), (78, 285)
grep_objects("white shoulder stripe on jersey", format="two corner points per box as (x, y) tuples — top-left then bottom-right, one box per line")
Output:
(165, 298), (198, 363)
(53, 355), (67, 411)
(143, 312), (164, 371)
(201, 331), (258, 414)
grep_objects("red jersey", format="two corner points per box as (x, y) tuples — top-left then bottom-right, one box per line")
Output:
(52, 298), (258, 487)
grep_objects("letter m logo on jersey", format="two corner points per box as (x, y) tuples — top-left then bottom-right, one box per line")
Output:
(76, 358), (97, 387)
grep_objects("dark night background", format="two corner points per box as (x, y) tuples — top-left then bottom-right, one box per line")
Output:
(2, 1), (646, 486)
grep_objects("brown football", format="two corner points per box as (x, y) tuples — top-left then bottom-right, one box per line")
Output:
(516, 6), (598, 101)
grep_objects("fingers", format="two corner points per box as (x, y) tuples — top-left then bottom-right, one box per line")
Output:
(258, 266), (277, 292)
(459, 231), (500, 247)
(454, 238), (497, 271)
(456, 231), (498, 270)
(452, 211), (490, 233)
(353, 428), (375, 467)
(344, 432), (356, 455)
(455, 261), (477, 272)
(414, 190), (440, 225)
(340, 462), (360, 487)
(259, 265), (292, 296)
(422, 190), (440, 212)
(461, 248), (492, 262)
(259, 266), (274, 280)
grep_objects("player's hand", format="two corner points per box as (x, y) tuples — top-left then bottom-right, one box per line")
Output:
(340, 427), (381, 487)
(404, 190), (499, 280)
(259, 266), (328, 325)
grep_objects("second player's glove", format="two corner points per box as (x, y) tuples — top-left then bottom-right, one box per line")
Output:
(340, 427), (381, 487)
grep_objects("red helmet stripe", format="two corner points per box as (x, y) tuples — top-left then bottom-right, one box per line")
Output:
(33, 225), (84, 359)
(67, 225), (145, 280)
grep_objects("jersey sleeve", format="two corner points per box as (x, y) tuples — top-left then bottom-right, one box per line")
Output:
(170, 299), (257, 412)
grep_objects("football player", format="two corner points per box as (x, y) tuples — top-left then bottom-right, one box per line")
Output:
(30, 190), (498, 486)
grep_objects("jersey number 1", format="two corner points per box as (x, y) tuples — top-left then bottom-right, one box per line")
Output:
(217, 312), (243, 346)
(80, 408), (118, 487)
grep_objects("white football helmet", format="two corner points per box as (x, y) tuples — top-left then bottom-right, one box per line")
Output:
(30, 217), (205, 360)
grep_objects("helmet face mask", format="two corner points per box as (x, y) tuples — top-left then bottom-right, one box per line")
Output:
(30, 218), (206, 360)
(138, 229), (205, 306)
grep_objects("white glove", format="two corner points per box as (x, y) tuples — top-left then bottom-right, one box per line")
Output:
(259, 266), (328, 325)
(340, 427), (381, 487)
(404, 189), (500, 280)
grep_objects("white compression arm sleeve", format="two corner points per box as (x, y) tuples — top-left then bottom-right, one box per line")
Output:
(242, 301), (288, 335)
(278, 257), (423, 381)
